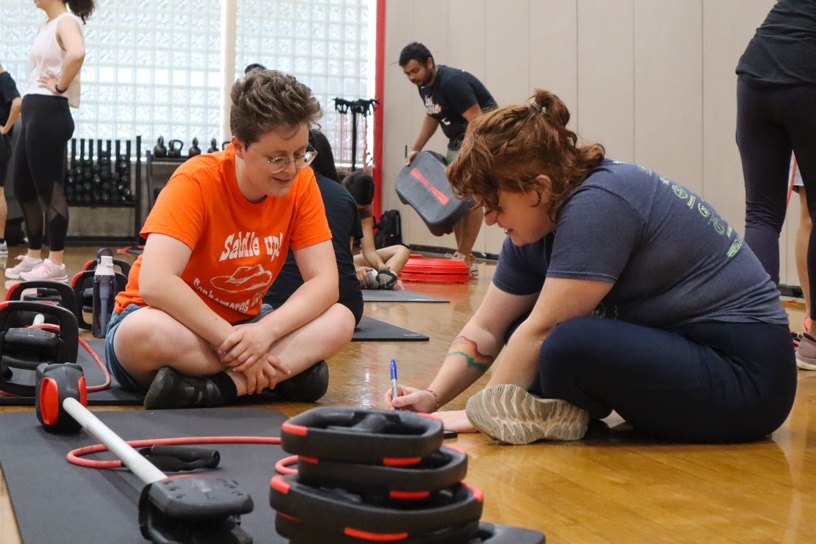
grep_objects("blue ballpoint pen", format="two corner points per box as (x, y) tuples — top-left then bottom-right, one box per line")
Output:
(390, 359), (399, 410)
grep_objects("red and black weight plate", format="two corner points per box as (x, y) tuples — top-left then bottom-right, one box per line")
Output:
(281, 407), (443, 464)
(0, 301), (80, 396)
(270, 474), (483, 536)
(276, 514), (481, 544)
(296, 445), (468, 499)
(278, 517), (546, 544)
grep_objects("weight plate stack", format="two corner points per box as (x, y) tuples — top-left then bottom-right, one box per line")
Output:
(272, 407), (547, 543)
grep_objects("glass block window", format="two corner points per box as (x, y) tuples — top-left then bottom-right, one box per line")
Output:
(235, 0), (374, 170)
(0, 1), (373, 163)
(0, 1), (222, 153)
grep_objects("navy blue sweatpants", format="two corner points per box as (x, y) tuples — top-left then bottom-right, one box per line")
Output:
(528, 317), (796, 443)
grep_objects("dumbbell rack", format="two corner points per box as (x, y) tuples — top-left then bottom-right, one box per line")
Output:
(144, 151), (189, 213)
(64, 136), (142, 247)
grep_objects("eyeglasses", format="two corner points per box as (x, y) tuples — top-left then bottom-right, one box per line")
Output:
(246, 145), (318, 174)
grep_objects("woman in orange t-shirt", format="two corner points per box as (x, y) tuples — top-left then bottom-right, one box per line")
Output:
(105, 70), (355, 409)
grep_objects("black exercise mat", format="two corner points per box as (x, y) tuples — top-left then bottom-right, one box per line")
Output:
(0, 320), (428, 407)
(0, 339), (144, 406)
(0, 407), (289, 543)
(362, 289), (448, 303)
(353, 315), (428, 342)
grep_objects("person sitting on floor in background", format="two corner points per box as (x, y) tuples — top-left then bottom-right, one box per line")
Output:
(106, 69), (356, 409)
(342, 170), (410, 290)
(264, 130), (364, 326)
(385, 90), (796, 445)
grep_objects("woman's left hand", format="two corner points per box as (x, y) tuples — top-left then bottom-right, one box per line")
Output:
(434, 410), (477, 433)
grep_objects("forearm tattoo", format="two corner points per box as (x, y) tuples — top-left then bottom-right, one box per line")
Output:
(446, 336), (494, 373)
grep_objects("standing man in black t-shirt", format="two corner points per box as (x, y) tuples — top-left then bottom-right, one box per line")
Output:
(399, 42), (497, 277)
(0, 63), (22, 256)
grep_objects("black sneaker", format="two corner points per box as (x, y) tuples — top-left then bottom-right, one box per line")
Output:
(273, 360), (329, 402)
(143, 367), (225, 410)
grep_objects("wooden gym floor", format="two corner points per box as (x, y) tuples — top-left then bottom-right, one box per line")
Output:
(2, 245), (816, 543)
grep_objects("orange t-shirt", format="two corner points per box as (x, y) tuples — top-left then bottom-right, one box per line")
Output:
(115, 147), (331, 324)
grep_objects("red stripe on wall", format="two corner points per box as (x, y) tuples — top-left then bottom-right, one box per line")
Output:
(373, 0), (386, 221)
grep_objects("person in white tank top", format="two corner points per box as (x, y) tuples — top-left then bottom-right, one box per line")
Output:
(5, 0), (96, 283)
(24, 5), (84, 108)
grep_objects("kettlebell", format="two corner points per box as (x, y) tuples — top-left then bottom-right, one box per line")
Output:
(168, 139), (184, 158)
(154, 136), (167, 158)
(221, 140), (231, 150)
(207, 138), (219, 153)
(189, 137), (201, 157)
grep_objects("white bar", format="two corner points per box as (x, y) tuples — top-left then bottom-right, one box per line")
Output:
(63, 397), (166, 484)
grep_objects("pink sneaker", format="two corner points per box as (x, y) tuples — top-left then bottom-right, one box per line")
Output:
(19, 259), (68, 283)
(4, 255), (43, 280)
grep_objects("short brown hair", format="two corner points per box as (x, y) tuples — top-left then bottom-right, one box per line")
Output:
(447, 89), (605, 220)
(230, 70), (321, 145)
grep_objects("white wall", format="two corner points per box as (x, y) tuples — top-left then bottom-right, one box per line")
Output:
(380, 1), (799, 284)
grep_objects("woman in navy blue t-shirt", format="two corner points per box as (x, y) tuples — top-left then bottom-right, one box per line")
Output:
(385, 90), (796, 445)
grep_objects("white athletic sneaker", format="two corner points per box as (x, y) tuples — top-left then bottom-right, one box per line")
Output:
(0, 241), (8, 256)
(363, 269), (379, 289)
(451, 251), (479, 278)
(19, 258), (69, 283)
(5, 255), (43, 280)
(465, 384), (589, 444)
(464, 255), (478, 278)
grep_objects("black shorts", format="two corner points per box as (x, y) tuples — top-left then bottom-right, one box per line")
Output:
(0, 133), (11, 188)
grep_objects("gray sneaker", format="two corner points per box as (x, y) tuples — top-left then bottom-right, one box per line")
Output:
(0, 241), (7, 256)
(465, 384), (589, 444)
(796, 333), (816, 370)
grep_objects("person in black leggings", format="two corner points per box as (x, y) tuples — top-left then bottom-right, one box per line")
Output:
(0, 63), (22, 257)
(385, 90), (795, 445)
(6, 0), (95, 283)
(735, 0), (816, 368)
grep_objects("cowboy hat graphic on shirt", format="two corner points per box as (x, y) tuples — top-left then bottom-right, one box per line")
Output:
(211, 264), (273, 293)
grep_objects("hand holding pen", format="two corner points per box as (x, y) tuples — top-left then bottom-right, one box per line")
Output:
(385, 360), (437, 413)
(390, 359), (400, 410)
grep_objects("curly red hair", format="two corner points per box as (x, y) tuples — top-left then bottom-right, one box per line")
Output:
(447, 89), (605, 220)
